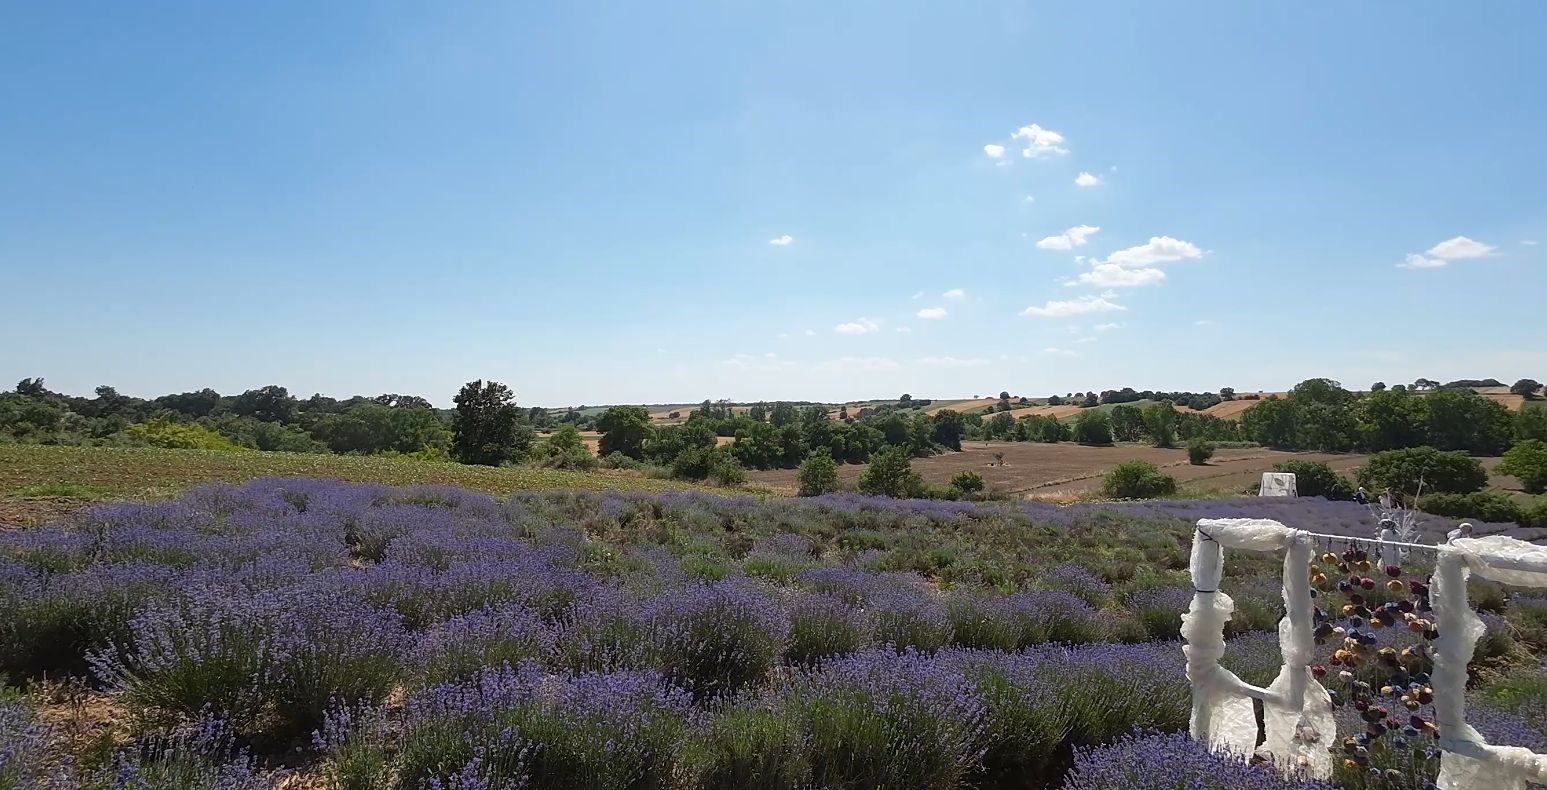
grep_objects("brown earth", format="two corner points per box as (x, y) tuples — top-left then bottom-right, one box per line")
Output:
(744, 441), (1513, 498)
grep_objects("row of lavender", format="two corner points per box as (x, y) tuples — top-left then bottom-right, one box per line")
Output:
(2, 478), (1544, 788)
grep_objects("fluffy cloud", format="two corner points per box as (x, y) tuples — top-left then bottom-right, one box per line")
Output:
(1074, 171), (1101, 187)
(942, 288), (966, 300)
(1398, 235), (1499, 269)
(1010, 123), (1069, 157)
(1073, 264), (1165, 288)
(983, 144), (1006, 158)
(1094, 322), (1122, 331)
(1097, 236), (1203, 268)
(1522, 240), (1539, 246)
(834, 318), (881, 335)
(916, 307), (948, 320)
(768, 235), (794, 246)
(1021, 294), (1126, 318)
(1036, 225), (1101, 251)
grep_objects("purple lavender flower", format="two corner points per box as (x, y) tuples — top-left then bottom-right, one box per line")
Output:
(1061, 729), (1337, 789)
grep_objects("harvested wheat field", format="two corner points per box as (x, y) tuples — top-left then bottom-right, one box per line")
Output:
(744, 441), (1512, 498)
(924, 397), (1003, 415)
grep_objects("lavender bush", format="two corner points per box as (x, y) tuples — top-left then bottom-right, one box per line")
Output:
(1061, 730), (1337, 789)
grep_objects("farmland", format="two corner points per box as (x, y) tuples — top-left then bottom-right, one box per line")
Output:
(744, 440), (1523, 499)
(3, 477), (1545, 788)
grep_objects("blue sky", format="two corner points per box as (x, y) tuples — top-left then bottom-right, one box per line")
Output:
(3, 2), (1544, 407)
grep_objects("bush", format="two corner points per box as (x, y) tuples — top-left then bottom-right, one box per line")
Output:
(1101, 461), (1177, 499)
(122, 418), (244, 451)
(785, 594), (868, 666)
(797, 450), (841, 496)
(1062, 729), (1332, 789)
(857, 446), (925, 498)
(1186, 439), (1215, 465)
(642, 581), (787, 699)
(599, 451), (644, 470)
(1271, 460), (1353, 500)
(709, 455), (746, 486)
(1356, 446), (1488, 496)
(1418, 491), (1524, 524)
(948, 470), (985, 498)
(1498, 439), (1547, 494)
(1072, 411), (1114, 446)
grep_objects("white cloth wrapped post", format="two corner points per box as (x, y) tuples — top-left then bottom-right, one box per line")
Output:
(1184, 519), (1547, 786)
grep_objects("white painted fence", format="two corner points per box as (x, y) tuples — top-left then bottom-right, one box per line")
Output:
(1183, 518), (1547, 788)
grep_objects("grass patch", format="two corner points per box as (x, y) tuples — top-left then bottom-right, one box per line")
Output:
(0, 444), (720, 506)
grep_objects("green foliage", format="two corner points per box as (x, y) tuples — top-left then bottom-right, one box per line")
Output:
(122, 418), (245, 451)
(451, 380), (533, 466)
(1270, 460), (1353, 500)
(856, 446), (924, 498)
(1517, 405), (1547, 442)
(309, 403), (450, 456)
(1511, 378), (1544, 399)
(931, 410), (964, 451)
(1417, 491), (1523, 524)
(1072, 411), (1114, 446)
(1186, 439), (1215, 465)
(1356, 447), (1489, 496)
(1142, 402), (1176, 448)
(0, 393), (66, 440)
(596, 406), (653, 460)
(544, 424), (588, 456)
(1498, 439), (1547, 494)
(709, 455), (746, 487)
(1101, 461), (1177, 499)
(948, 470), (985, 498)
(230, 385), (297, 424)
(1095, 460), (1175, 497)
(797, 450), (841, 497)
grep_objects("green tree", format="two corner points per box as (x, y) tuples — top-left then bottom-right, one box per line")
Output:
(1240, 397), (1296, 448)
(1142, 401), (1177, 448)
(983, 412), (1016, 441)
(906, 413), (936, 457)
(856, 446), (924, 498)
(154, 389), (223, 418)
(1498, 439), (1547, 495)
(1081, 393), (1099, 408)
(647, 422), (717, 465)
(451, 380), (533, 466)
(1355, 388), (1428, 451)
(1101, 461), (1177, 499)
(1511, 379), (1544, 399)
(932, 410), (964, 451)
(232, 385), (298, 424)
(1288, 378), (1357, 452)
(0, 393), (65, 440)
(545, 423), (588, 456)
(1356, 447), (1488, 497)
(1072, 411), (1114, 445)
(1518, 406), (1547, 442)
(1424, 389), (1512, 455)
(797, 450), (841, 496)
(1108, 405), (1145, 442)
(595, 405), (653, 460)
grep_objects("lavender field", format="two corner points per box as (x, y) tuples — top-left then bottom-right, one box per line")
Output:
(2, 479), (1546, 789)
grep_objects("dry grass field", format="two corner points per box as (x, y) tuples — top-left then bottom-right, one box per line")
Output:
(743, 440), (1519, 499)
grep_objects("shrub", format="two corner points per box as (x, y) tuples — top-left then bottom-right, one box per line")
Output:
(709, 455), (746, 486)
(599, 451), (644, 470)
(80, 717), (270, 789)
(683, 703), (812, 790)
(868, 588), (953, 653)
(797, 450), (841, 496)
(122, 418), (244, 451)
(1356, 446), (1488, 496)
(1101, 461), (1177, 499)
(1072, 411), (1114, 445)
(1271, 460), (1353, 500)
(948, 470), (986, 498)
(1186, 439), (1215, 465)
(1524, 497), (1547, 529)
(856, 446), (924, 498)
(1061, 729), (1335, 789)
(1498, 439), (1547, 494)
(641, 580), (788, 699)
(1418, 491), (1524, 524)
(785, 593), (868, 666)
(410, 604), (556, 687)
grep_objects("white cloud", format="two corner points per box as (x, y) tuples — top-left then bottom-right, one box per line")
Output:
(983, 144), (1006, 158)
(814, 356), (900, 373)
(1194, 319), (1216, 327)
(1073, 264), (1166, 288)
(804, 329), (816, 337)
(1522, 240), (1539, 246)
(895, 326), (912, 333)
(1042, 347), (1077, 357)
(1398, 235), (1498, 269)
(916, 307), (948, 320)
(910, 290), (925, 300)
(768, 234), (794, 246)
(1010, 123), (1069, 157)
(1023, 195), (1036, 203)
(1075, 336), (1097, 344)
(1021, 294), (1127, 318)
(1094, 322), (1122, 331)
(1036, 224), (1101, 250)
(1074, 171), (1101, 187)
(834, 318), (881, 335)
(942, 288), (966, 300)
(1097, 236), (1203, 268)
